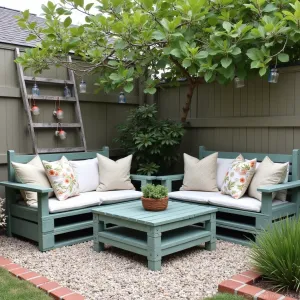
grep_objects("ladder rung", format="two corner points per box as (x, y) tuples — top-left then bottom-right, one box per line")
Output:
(33, 123), (81, 128)
(28, 95), (76, 102)
(38, 147), (85, 153)
(24, 76), (73, 85)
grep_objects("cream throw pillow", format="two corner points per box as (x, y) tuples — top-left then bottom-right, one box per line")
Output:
(181, 152), (219, 192)
(43, 156), (80, 201)
(96, 154), (135, 192)
(12, 156), (54, 205)
(248, 156), (288, 201)
(221, 154), (256, 199)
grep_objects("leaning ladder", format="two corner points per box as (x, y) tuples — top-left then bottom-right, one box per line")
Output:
(15, 47), (87, 154)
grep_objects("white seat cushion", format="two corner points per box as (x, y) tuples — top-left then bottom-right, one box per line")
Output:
(27, 190), (142, 213)
(168, 191), (209, 204)
(28, 191), (101, 213)
(99, 190), (142, 204)
(169, 191), (286, 212)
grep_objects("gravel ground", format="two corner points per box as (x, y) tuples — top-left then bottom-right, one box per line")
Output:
(0, 234), (250, 300)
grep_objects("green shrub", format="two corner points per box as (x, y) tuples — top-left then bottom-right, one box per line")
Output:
(142, 184), (168, 199)
(116, 104), (184, 175)
(250, 217), (300, 292)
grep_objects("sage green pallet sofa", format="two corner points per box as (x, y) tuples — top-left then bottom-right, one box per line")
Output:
(157, 146), (300, 246)
(0, 148), (155, 251)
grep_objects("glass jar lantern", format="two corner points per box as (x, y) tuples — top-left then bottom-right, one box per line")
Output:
(79, 80), (87, 93)
(234, 77), (245, 88)
(268, 68), (279, 83)
(64, 85), (71, 98)
(32, 82), (40, 96)
(118, 91), (126, 103)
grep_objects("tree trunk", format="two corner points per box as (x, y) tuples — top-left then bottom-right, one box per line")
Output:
(181, 81), (197, 123)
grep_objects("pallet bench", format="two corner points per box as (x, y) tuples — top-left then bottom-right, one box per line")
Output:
(157, 146), (300, 246)
(0, 148), (156, 251)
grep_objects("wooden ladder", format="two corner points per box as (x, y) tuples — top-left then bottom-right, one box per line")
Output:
(15, 48), (87, 154)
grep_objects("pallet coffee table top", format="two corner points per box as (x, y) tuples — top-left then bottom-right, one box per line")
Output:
(92, 200), (217, 226)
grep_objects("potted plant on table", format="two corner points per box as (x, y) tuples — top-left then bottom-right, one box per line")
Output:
(141, 184), (169, 211)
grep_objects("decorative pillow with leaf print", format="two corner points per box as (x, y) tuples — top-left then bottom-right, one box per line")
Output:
(42, 156), (80, 201)
(221, 155), (257, 199)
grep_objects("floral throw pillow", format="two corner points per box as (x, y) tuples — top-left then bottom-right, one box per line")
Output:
(42, 156), (80, 201)
(221, 155), (256, 199)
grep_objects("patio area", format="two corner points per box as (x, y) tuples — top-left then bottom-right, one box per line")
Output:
(0, 234), (249, 300)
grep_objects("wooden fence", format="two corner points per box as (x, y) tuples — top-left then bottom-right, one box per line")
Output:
(157, 65), (300, 166)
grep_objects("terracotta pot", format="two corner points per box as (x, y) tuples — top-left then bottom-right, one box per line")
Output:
(141, 196), (168, 211)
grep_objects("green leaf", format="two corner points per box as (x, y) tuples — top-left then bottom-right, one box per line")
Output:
(223, 21), (232, 33)
(23, 9), (30, 19)
(251, 61), (262, 69)
(85, 3), (94, 10)
(247, 48), (264, 61)
(170, 49), (181, 58)
(26, 34), (37, 42)
(221, 57), (232, 68)
(182, 59), (191, 68)
(278, 53), (289, 63)
(231, 47), (241, 56)
(194, 51), (208, 59)
(152, 31), (166, 40)
(263, 3), (278, 12)
(74, 0), (84, 7)
(109, 73), (122, 81)
(124, 83), (134, 93)
(64, 17), (72, 28)
(108, 60), (119, 66)
(114, 39), (127, 50)
(259, 67), (267, 76)
(204, 71), (213, 82)
(144, 87), (157, 94)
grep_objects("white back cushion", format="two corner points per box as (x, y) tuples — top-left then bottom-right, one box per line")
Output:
(70, 158), (99, 193)
(217, 158), (234, 190)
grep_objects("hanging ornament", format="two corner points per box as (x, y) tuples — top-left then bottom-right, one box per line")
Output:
(118, 91), (126, 103)
(30, 96), (40, 116)
(32, 79), (40, 97)
(268, 68), (279, 84)
(79, 79), (87, 93)
(53, 97), (64, 120)
(54, 123), (67, 140)
(58, 128), (67, 140)
(234, 76), (245, 88)
(64, 82), (71, 98)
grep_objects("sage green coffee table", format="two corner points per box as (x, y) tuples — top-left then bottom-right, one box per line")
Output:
(92, 200), (217, 271)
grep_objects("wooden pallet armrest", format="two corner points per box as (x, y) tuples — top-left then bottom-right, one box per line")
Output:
(257, 180), (300, 193)
(156, 174), (184, 181)
(0, 181), (53, 193)
(130, 174), (157, 188)
(156, 174), (184, 192)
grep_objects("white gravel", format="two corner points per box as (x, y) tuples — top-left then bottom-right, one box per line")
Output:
(0, 234), (250, 300)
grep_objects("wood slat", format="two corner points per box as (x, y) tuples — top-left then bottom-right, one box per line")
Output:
(27, 95), (76, 102)
(24, 76), (73, 85)
(33, 123), (81, 128)
(37, 147), (85, 153)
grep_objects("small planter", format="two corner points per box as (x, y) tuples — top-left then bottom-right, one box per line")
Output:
(141, 196), (168, 211)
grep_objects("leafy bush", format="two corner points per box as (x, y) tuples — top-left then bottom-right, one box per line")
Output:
(250, 218), (300, 292)
(0, 198), (6, 228)
(116, 104), (184, 175)
(142, 184), (168, 199)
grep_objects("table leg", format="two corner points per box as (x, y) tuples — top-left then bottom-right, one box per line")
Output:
(205, 213), (216, 251)
(93, 214), (105, 252)
(147, 227), (162, 271)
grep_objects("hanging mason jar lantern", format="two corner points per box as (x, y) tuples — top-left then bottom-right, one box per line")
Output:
(118, 91), (126, 103)
(30, 96), (40, 115)
(53, 97), (64, 120)
(64, 83), (71, 98)
(268, 68), (279, 83)
(58, 129), (67, 140)
(234, 77), (245, 88)
(79, 79), (87, 93)
(32, 79), (40, 96)
(31, 104), (40, 115)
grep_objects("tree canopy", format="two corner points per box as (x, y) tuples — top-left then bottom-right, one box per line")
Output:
(16, 0), (300, 121)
